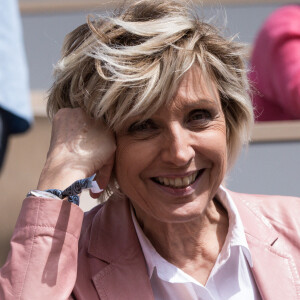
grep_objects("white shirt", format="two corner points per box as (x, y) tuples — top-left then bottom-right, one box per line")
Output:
(131, 186), (262, 300)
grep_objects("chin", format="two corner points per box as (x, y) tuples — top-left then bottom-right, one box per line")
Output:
(151, 200), (210, 224)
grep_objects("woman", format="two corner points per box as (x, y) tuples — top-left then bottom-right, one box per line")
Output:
(1, 1), (300, 299)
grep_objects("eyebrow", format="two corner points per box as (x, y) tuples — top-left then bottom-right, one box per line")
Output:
(173, 95), (220, 108)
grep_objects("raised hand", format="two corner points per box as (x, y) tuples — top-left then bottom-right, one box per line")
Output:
(37, 108), (116, 193)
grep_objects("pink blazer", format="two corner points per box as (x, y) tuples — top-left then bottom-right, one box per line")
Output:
(1, 190), (300, 299)
(249, 5), (300, 121)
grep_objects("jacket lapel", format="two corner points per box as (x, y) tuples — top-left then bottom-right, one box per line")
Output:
(84, 189), (300, 299)
(88, 194), (154, 300)
(231, 191), (300, 300)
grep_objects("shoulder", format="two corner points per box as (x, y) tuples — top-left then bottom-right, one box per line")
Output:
(78, 192), (129, 247)
(79, 201), (106, 243)
(81, 192), (128, 229)
(228, 189), (300, 216)
(228, 189), (300, 206)
(227, 189), (300, 234)
(83, 202), (105, 226)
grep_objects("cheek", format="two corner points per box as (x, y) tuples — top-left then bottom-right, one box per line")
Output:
(212, 135), (227, 178)
(115, 139), (135, 182)
(115, 144), (137, 198)
(198, 128), (227, 172)
(212, 133), (227, 168)
(114, 137), (157, 186)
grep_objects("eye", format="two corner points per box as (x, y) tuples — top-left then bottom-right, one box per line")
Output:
(128, 119), (157, 133)
(188, 109), (212, 123)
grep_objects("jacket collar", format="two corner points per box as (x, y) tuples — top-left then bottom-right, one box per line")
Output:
(85, 190), (300, 300)
(88, 193), (154, 300)
(229, 190), (300, 300)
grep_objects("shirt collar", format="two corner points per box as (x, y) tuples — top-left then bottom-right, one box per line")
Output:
(130, 204), (158, 278)
(217, 186), (253, 267)
(131, 185), (253, 280)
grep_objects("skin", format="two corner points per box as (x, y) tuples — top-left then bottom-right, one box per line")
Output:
(37, 108), (116, 193)
(38, 66), (229, 285)
(116, 67), (229, 284)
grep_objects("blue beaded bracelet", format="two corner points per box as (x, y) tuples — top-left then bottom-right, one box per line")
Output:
(27, 174), (101, 206)
(45, 189), (80, 205)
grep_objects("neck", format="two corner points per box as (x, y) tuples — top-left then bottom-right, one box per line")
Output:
(133, 198), (229, 284)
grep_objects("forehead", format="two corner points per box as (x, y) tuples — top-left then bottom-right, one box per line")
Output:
(173, 65), (220, 108)
(118, 65), (222, 129)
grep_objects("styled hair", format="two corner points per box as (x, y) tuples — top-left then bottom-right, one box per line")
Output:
(48, 0), (253, 173)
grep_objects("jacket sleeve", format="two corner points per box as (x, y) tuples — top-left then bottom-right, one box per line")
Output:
(0, 197), (84, 300)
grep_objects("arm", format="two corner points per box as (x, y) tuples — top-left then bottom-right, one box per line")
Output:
(0, 108), (116, 299)
(0, 197), (83, 300)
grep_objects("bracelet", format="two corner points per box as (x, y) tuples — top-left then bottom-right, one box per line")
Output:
(27, 174), (102, 206)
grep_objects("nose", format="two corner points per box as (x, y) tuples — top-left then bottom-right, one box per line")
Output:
(160, 123), (195, 167)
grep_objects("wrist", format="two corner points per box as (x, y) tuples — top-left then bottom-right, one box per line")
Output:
(37, 158), (88, 190)
(30, 174), (101, 206)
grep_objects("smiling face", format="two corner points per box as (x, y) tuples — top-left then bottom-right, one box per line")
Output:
(115, 66), (227, 224)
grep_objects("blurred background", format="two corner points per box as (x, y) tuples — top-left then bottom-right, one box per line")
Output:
(1, 0), (300, 267)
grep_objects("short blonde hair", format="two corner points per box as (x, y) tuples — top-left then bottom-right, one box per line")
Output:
(48, 0), (253, 170)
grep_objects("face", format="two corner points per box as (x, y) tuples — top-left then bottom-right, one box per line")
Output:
(115, 66), (227, 225)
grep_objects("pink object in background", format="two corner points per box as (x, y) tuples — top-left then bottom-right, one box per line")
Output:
(249, 5), (300, 121)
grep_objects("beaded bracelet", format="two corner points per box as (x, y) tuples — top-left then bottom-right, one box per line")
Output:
(27, 174), (102, 206)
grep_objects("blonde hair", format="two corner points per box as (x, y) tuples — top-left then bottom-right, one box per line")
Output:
(48, 0), (253, 172)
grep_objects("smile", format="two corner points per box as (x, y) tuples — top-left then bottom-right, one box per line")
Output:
(152, 170), (201, 189)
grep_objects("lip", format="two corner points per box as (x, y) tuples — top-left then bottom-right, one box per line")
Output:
(150, 169), (205, 196)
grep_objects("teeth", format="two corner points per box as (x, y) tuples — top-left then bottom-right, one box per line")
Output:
(192, 172), (196, 181)
(154, 171), (199, 188)
(182, 176), (190, 186)
(174, 178), (182, 187)
(163, 178), (170, 186)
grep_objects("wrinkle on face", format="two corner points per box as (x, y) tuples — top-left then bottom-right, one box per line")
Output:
(114, 65), (229, 284)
